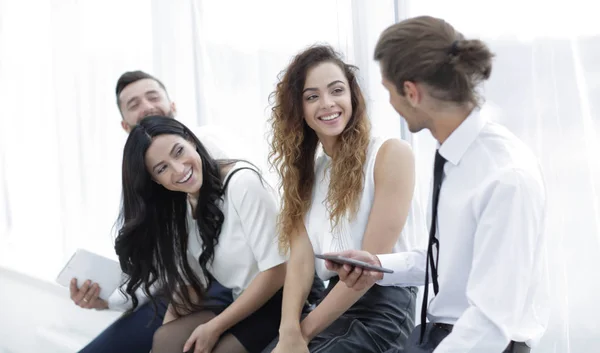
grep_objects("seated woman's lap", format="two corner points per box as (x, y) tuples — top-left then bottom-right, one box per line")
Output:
(205, 279), (234, 307)
(77, 280), (233, 353)
(152, 310), (217, 353)
(153, 289), (284, 353)
(262, 278), (417, 353)
(152, 310), (251, 353)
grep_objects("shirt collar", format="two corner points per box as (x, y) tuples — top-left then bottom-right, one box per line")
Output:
(438, 109), (487, 166)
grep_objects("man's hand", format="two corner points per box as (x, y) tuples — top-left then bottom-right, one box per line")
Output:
(323, 250), (384, 291)
(69, 278), (109, 310)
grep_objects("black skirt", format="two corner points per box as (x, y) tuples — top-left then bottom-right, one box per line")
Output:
(210, 274), (326, 353)
(209, 288), (283, 353)
(263, 276), (417, 353)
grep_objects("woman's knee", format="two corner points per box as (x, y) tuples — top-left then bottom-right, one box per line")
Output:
(152, 324), (175, 351)
(259, 336), (279, 353)
(151, 311), (217, 352)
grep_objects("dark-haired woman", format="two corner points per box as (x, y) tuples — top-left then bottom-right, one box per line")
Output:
(115, 115), (287, 353)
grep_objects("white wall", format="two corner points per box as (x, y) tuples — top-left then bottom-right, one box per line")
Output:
(0, 266), (120, 353)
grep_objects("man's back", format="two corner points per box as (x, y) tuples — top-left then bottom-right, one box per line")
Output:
(431, 110), (548, 347)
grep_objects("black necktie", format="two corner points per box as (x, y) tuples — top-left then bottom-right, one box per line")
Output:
(420, 150), (447, 343)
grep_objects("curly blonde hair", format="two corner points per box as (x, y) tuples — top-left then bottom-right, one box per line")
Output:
(269, 45), (371, 253)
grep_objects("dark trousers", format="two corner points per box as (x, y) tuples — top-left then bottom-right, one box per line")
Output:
(384, 323), (531, 353)
(78, 281), (233, 353)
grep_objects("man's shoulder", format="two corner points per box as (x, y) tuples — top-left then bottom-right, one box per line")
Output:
(477, 123), (540, 170)
(188, 125), (231, 159)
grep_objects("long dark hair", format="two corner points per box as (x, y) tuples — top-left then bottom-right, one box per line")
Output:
(115, 116), (228, 316)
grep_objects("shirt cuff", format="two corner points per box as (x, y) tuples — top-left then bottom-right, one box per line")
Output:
(376, 252), (424, 287)
(107, 286), (151, 312)
(107, 289), (129, 312)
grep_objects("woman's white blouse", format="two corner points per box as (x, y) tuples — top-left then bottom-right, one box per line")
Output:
(186, 164), (286, 299)
(305, 137), (424, 281)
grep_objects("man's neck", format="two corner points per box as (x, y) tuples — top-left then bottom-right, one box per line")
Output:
(429, 104), (475, 145)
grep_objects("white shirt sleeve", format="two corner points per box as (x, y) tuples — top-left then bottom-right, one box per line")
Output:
(229, 170), (287, 271)
(434, 169), (545, 352)
(189, 125), (231, 159)
(376, 249), (427, 286)
(107, 283), (153, 311)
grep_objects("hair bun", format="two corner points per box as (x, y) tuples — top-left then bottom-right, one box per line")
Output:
(449, 39), (494, 81)
(448, 40), (460, 56)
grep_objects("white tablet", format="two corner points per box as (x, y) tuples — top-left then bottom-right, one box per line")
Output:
(56, 248), (124, 301)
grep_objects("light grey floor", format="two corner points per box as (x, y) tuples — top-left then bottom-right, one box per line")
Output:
(1, 266), (119, 353)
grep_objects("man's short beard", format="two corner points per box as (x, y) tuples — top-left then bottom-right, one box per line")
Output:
(164, 109), (175, 118)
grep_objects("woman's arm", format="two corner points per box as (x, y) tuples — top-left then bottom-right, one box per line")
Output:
(279, 226), (316, 338)
(210, 168), (290, 333)
(270, 226), (315, 353)
(208, 263), (286, 334)
(300, 139), (416, 340)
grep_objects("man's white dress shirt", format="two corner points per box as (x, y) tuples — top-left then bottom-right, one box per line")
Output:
(377, 109), (549, 352)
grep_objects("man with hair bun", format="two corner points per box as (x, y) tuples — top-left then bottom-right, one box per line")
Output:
(326, 16), (548, 353)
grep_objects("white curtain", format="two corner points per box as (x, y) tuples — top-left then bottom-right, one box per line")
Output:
(400, 1), (600, 352)
(1, 0), (597, 351)
(0, 0), (403, 280)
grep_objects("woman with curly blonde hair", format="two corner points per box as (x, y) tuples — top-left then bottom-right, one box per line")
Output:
(263, 44), (422, 353)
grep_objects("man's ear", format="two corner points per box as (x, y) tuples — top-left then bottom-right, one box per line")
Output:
(121, 120), (131, 133)
(403, 81), (421, 108)
(171, 101), (178, 116)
